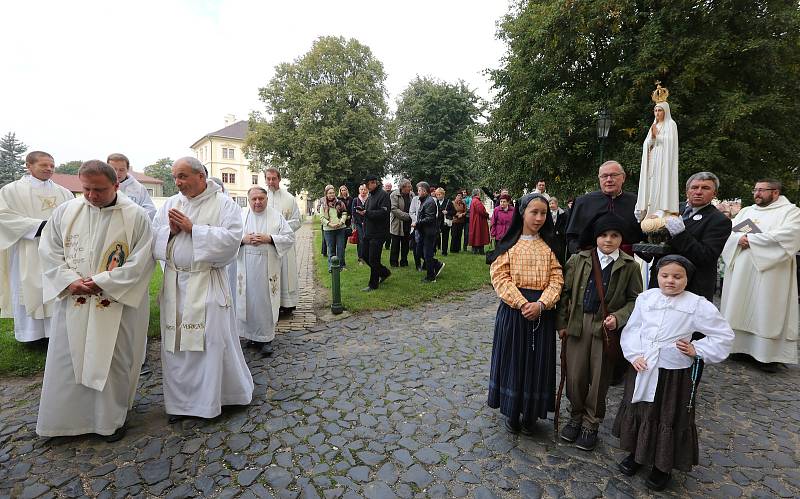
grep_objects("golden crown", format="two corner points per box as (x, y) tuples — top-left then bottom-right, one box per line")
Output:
(651, 81), (669, 103)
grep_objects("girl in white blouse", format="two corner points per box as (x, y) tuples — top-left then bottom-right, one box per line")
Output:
(612, 255), (733, 492)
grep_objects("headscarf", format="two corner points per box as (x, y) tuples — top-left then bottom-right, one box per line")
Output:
(486, 193), (554, 265)
(656, 254), (696, 281)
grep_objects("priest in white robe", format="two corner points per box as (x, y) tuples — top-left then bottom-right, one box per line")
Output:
(107, 153), (157, 221)
(265, 167), (302, 314)
(36, 160), (154, 441)
(153, 157), (254, 421)
(720, 179), (800, 371)
(0, 151), (72, 342)
(237, 187), (295, 357)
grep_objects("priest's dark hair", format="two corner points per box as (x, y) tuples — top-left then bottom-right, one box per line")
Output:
(756, 178), (782, 193)
(25, 151), (53, 165)
(106, 153), (130, 168)
(78, 160), (118, 184)
(486, 193), (555, 265)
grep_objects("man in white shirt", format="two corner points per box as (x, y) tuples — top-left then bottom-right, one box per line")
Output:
(107, 153), (156, 221)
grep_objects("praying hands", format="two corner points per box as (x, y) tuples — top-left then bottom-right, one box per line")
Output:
(168, 208), (193, 235)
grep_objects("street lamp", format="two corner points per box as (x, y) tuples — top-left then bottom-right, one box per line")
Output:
(596, 108), (612, 164)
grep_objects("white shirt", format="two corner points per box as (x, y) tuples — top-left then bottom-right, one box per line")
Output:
(597, 248), (620, 269)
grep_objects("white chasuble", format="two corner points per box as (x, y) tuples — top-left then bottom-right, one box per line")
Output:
(720, 196), (800, 364)
(237, 207), (295, 343)
(36, 194), (154, 437)
(119, 174), (156, 221)
(153, 181), (254, 418)
(267, 188), (301, 308)
(0, 176), (72, 341)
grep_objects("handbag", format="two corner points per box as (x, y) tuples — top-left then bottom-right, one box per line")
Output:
(348, 228), (359, 244)
(590, 250), (623, 361)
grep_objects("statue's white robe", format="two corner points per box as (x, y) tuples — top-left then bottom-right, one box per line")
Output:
(237, 207), (295, 343)
(36, 194), (154, 436)
(0, 176), (72, 341)
(154, 182), (254, 418)
(721, 196), (800, 364)
(636, 105), (679, 218)
(267, 188), (301, 308)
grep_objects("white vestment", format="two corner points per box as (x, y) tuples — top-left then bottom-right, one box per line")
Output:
(237, 207), (295, 343)
(0, 176), (72, 341)
(268, 188), (301, 308)
(636, 102), (679, 218)
(36, 193), (154, 436)
(119, 174), (156, 221)
(621, 289), (733, 403)
(720, 196), (800, 364)
(154, 181), (254, 418)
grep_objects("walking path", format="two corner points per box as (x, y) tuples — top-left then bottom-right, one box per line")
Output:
(276, 222), (317, 334)
(0, 222), (798, 498)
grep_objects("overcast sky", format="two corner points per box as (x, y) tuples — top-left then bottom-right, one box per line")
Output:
(2, 0), (510, 172)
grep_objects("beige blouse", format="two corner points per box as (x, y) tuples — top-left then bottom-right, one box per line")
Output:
(490, 237), (563, 309)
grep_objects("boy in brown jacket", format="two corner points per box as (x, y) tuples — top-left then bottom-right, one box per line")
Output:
(556, 212), (642, 450)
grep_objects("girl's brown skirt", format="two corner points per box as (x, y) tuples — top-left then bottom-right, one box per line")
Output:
(612, 366), (699, 472)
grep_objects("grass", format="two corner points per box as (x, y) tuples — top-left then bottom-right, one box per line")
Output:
(0, 266), (165, 376)
(313, 221), (491, 313)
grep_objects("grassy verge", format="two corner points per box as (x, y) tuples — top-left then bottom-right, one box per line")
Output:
(313, 221), (491, 313)
(0, 266), (164, 376)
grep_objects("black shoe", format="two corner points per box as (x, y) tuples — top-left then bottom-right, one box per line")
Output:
(260, 342), (274, 357)
(559, 420), (581, 443)
(399, 262), (408, 267)
(442, 252), (448, 256)
(575, 427), (598, 451)
(361, 287), (376, 292)
(504, 416), (521, 434)
(618, 453), (641, 476)
(104, 424), (127, 443)
(379, 271), (391, 283)
(435, 262), (445, 278)
(421, 277), (436, 283)
(646, 467), (671, 491)
(390, 263), (399, 268)
(757, 361), (782, 373)
(167, 414), (185, 424)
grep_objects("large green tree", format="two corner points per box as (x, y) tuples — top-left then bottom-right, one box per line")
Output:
(245, 36), (389, 197)
(144, 157), (177, 196)
(0, 132), (27, 187)
(390, 77), (483, 189)
(486, 0), (800, 201)
(56, 160), (82, 175)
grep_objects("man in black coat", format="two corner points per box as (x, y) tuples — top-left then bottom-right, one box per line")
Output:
(648, 172), (732, 301)
(566, 161), (643, 255)
(549, 196), (569, 266)
(356, 175), (391, 291)
(414, 182), (444, 283)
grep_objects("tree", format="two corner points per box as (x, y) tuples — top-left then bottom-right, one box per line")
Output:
(56, 160), (82, 175)
(144, 157), (177, 196)
(245, 36), (389, 197)
(0, 132), (27, 186)
(486, 0), (800, 202)
(390, 77), (483, 189)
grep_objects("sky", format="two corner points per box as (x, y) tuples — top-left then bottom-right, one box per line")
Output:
(2, 0), (510, 173)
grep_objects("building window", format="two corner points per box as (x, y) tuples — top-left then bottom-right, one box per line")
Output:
(222, 147), (235, 160)
(222, 172), (236, 184)
(236, 196), (248, 207)
(252, 175), (258, 185)
(146, 188), (154, 195)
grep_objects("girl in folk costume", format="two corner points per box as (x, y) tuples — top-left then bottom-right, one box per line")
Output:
(487, 193), (563, 433)
(612, 255), (733, 491)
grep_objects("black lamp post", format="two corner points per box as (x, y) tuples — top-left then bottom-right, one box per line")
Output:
(596, 108), (612, 164)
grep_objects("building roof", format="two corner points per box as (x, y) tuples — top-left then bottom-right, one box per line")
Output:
(190, 120), (249, 149)
(51, 171), (163, 193)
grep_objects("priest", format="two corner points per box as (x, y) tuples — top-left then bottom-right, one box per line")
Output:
(36, 160), (154, 441)
(107, 153), (156, 220)
(0, 151), (72, 342)
(237, 187), (295, 356)
(264, 167), (302, 315)
(720, 179), (800, 372)
(153, 157), (254, 421)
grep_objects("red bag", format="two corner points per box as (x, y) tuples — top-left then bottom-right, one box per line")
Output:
(348, 228), (359, 244)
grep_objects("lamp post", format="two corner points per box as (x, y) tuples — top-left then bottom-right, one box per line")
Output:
(596, 108), (612, 164)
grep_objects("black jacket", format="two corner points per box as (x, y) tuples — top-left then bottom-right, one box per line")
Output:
(566, 191), (643, 254)
(437, 198), (453, 226)
(363, 188), (391, 239)
(416, 195), (440, 237)
(551, 208), (569, 265)
(648, 203), (732, 301)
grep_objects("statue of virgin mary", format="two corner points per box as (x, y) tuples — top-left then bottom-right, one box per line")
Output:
(635, 83), (679, 221)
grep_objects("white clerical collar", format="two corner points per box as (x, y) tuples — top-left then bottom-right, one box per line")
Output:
(25, 175), (50, 188)
(597, 248), (620, 268)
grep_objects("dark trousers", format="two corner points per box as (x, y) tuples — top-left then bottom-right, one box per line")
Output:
(320, 223), (327, 256)
(365, 237), (390, 289)
(354, 222), (366, 260)
(422, 232), (440, 280)
(463, 217), (470, 250)
(384, 236), (391, 250)
(450, 224), (464, 253)
(390, 234), (410, 266)
(566, 314), (615, 430)
(439, 225), (451, 255)
(412, 231), (423, 269)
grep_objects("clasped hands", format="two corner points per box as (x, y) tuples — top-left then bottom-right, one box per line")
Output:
(168, 208), (193, 235)
(521, 301), (544, 320)
(68, 277), (102, 295)
(632, 339), (696, 372)
(242, 232), (273, 246)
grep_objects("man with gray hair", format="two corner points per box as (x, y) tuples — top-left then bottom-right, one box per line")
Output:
(414, 181), (444, 282)
(648, 171), (732, 301)
(264, 167), (301, 316)
(389, 179), (413, 267)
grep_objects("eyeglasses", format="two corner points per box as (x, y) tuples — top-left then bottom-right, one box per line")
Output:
(752, 188), (776, 194)
(598, 173), (623, 180)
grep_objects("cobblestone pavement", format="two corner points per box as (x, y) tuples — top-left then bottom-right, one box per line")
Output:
(276, 223), (317, 334)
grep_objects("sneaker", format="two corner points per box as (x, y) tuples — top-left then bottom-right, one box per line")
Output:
(646, 467), (671, 491)
(618, 453), (641, 476)
(575, 427), (598, 451)
(361, 287), (376, 293)
(435, 262), (445, 278)
(421, 277), (436, 283)
(559, 420), (581, 443)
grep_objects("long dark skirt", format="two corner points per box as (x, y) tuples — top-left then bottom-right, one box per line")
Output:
(612, 366), (699, 472)
(487, 288), (556, 424)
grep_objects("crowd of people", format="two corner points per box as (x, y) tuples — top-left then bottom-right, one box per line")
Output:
(0, 153), (304, 441)
(485, 159), (800, 491)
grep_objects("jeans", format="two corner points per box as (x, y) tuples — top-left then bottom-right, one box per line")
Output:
(354, 222), (366, 260)
(364, 237), (391, 289)
(323, 228), (347, 270)
(390, 234), (410, 266)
